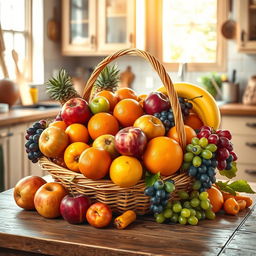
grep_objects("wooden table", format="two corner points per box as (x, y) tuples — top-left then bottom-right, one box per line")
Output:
(0, 188), (255, 256)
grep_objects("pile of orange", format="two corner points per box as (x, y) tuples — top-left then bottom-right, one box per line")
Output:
(42, 87), (204, 188)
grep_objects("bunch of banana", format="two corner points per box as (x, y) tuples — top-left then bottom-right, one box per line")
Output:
(157, 82), (221, 130)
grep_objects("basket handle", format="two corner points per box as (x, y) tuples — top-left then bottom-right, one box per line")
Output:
(82, 48), (186, 150)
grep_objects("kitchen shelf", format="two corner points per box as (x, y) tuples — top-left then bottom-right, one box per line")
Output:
(70, 19), (89, 24)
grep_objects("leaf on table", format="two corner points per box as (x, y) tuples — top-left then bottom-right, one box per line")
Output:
(229, 180), (256, 194)
(145, 171), (160, 187)
(215, 181), (236, 196)
(219, 162), (237, 179)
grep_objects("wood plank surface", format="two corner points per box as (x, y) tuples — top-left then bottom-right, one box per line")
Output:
(0, 188), (255, 256)
(219, 103), (256, 116)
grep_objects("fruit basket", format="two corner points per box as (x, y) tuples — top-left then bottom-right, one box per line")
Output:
(39, 48), (194, 215)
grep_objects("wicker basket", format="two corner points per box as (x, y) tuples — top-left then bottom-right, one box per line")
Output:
(39, 48), (193, 215)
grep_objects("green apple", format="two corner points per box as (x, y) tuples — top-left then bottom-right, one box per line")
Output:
(89, 96), (110, 114)
(92, 134), (119, 159)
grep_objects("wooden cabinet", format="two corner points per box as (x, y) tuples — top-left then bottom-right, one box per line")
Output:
(237, 0), (256, 53)
(0, 122), (47, 190)
(218, 116), (256, 182)
(62, 0), (135, 56)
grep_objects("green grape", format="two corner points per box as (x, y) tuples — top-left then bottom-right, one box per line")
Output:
(183, 201), (192, 209)
(191, 137), (200, 145)
(205, 210), (216, 220)
(178, 191), (189, 200)
(173, 203), (182, 213)
(166, 202), (172, 209)
(196, 211), (202, 220)
(184, 152), (194, 162)
(189, 209), (196, 216)
(200, 200), (210, 210)
(165, 182), (175, 193)
(155, 213), (166, 223)
(192, 180), (202, 191)
(201, 150), (213, 160)
(188, 216), (198, 225)
(190, 198), (200, 208)
(199, 137), (208, 148)
(181, 208), (191, 218)
(199, 192), (208, 201)
(163, 208), (173, 218)
(192, 145), (202, 155)
(193, 156), (202, 167)
(190, 190), (200, 199)
(205, 144), (217, 152)
(170, 213), (179, 223)
(178, 216), (187, 225)
(186, 144), (194, 152)
(181, 162), (191, 171)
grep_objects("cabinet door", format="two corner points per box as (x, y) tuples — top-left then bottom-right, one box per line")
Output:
(237, 0), (256, 53)
(62, 0), (96, 55)
(98, 0), (135, 53)
(0, 128), (10, 191)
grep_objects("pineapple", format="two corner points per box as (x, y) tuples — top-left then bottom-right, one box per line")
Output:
(90, 64), (120, 99)
(46, 68), (80, 105)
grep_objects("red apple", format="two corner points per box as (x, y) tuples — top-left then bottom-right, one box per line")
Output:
(61, 98), (91, 125)
(86, 202), (112, 228)
(60, 194), (91, 224)
(13, 176), (46, 210)
(34, 182), (67, 218)
(143, 92), (170, 115)
(114, 127), (147, 158)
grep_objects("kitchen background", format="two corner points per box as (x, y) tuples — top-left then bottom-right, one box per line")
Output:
(0, 0), (256, 191)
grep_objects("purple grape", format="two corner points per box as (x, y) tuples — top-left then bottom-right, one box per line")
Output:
(217, 147), (230, 160)
(27, 127), (36, 135)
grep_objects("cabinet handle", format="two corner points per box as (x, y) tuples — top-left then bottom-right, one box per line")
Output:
(241, 30), (245, 42)
(245, 142), (256, 148)
(129, 33), (133, 47)
(0, 132), (13, 138)
(90, 35), (95, 47)
(246, 122), (256, 128)
(245, 169), (256, 176)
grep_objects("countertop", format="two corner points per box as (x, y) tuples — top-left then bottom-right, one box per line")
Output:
(0, 102), (255, 128)
(0, 183), (255, 256)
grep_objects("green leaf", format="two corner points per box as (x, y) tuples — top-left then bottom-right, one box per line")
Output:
(145, 171), (160, 187)
(215, 181), (236, 196)
(229, 180), (256, 194)
(219, 162), (237, 179)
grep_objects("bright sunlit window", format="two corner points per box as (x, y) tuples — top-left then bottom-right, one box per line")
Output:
(0, 0), (31, 80)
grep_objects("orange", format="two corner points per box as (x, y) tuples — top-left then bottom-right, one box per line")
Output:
(115, 88), (138, 101)
(113, 99), (144, 127)
(110, 156), (143, 187)
(88, 112), (119, 140)
(143, 136), (183, 176)
(96, 90), (119, 111)
(138, 94), (148, 108)
(49, 121), (67, 131)
(207, 186), (224, 213)
(167, 125), (196, 145)
(79, 147), (112, 180)
(184, 113), (204, 130)
(223, 198), (240, 215)
(64, 142), (90, 172)
(65, 123), (89, 143)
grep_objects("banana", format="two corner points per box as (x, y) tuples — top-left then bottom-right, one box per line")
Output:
(157, 83), (221, 130)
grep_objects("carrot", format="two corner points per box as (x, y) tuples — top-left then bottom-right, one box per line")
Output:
(114, 210), (136, 229)
(223, 193), (253, 208)
(224, 198), (240, 215)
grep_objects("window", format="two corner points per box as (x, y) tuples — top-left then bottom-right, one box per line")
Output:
(0, 0), (32, 80)
(145, 0), (228, 71)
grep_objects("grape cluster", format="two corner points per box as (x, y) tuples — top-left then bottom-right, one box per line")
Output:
(197, 126), (238, 171)
(183, 136), (218, 192)
(154, 188), (215, 225)
(144, 180), (175, 214)
(25, 120), (46, 163)
(153, 97), (193, 132)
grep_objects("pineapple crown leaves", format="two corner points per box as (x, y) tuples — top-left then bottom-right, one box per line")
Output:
(94, 64), (120, 90)
(46, 68), (80, 103)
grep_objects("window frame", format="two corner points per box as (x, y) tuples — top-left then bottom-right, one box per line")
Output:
(1, 0), (32, 81)
(145, 0), (228, 72)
